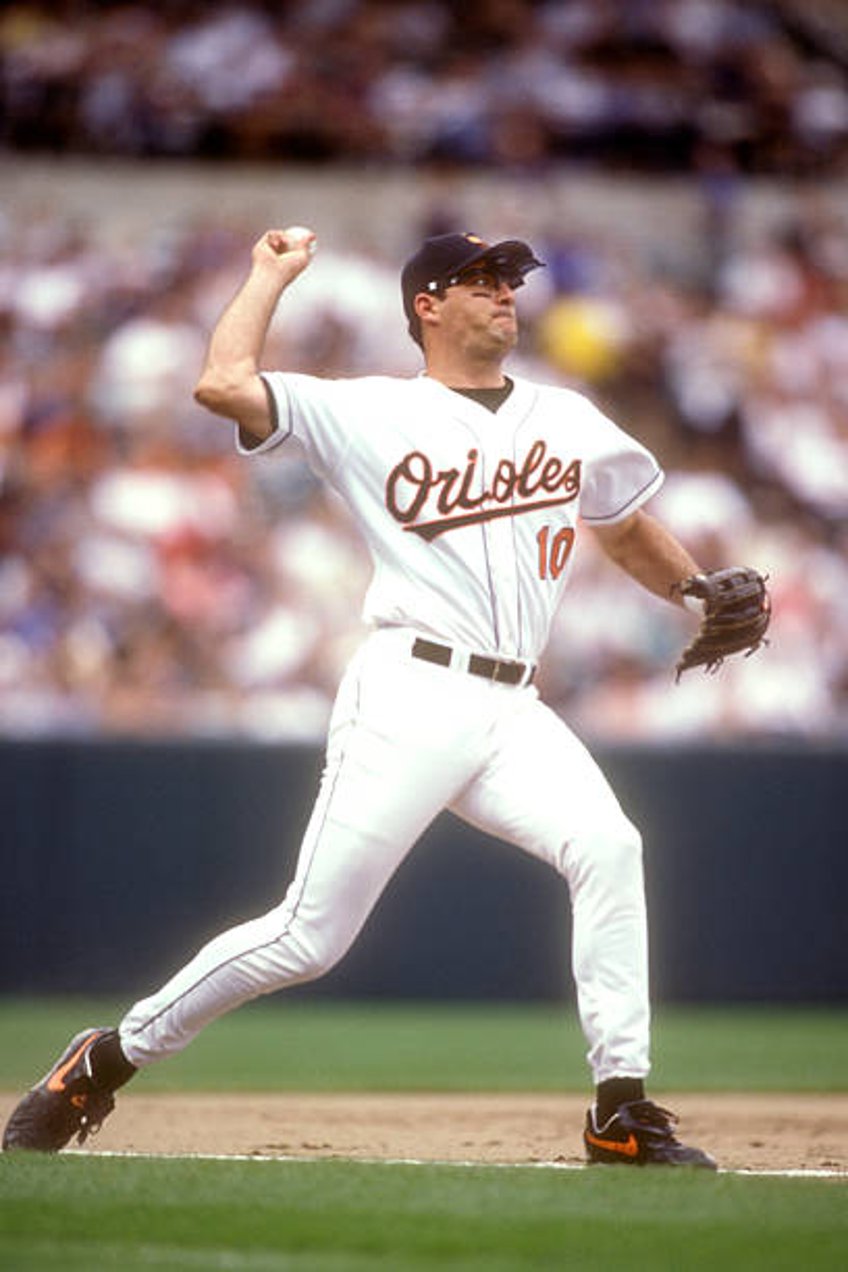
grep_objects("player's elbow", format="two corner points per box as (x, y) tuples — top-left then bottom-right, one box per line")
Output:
(194, 367), (237, 416)
(193, 360), (256, 417)
(194, 363), (274, 444)
(193, 373), (216, 410)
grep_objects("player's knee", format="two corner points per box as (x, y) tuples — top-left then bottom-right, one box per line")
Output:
(300, 941), (347, 982)
(274, 920), (354, 984)
(600, 820), (643, 883)
(565, 818), (643, 891)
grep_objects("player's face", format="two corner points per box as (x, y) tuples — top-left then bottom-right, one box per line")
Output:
(432, 266), (520, 357)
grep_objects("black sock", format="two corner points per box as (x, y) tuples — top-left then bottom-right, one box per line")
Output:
(90, 1031), (137, 1092)
(595, 1077), (645, 1126)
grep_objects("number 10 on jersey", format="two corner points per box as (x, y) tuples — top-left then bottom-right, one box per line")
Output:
(536, 525), (575, 580)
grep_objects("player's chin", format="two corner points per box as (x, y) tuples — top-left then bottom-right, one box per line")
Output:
(491, 324), (518, 353)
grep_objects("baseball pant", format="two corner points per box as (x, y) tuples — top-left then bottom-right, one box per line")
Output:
(120, 626), (650, 1084)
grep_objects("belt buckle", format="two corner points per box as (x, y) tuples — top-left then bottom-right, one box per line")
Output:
(495, 659), (522, 685)
(466, 652), (532, 686)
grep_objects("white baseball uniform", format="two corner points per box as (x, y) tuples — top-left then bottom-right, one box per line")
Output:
(120, 371), (663, 1084)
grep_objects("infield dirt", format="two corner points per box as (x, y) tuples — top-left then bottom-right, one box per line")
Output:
(3, 1093), (844, 1173)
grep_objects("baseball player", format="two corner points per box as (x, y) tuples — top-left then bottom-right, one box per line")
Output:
(5, 226), (758, 1168)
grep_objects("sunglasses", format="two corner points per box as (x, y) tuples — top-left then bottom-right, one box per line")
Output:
(424, 263), (526, 297)
(449, 265), (526, 290)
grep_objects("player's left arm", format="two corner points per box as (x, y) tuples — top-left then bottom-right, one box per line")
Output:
(591, 508), (700, 609)
(592, 508), (771, 677)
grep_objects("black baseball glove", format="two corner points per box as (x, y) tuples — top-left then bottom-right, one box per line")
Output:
(673, 567), (771, 681)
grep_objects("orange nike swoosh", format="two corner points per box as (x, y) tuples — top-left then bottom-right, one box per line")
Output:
(46, 1035), (96, 1092)
(585, 1129), (640, 1158)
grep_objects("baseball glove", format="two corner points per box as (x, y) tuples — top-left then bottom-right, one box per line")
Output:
(673, 567), (770, 681)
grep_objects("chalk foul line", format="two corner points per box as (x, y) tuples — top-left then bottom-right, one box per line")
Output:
(69, 1149), (847, 1179)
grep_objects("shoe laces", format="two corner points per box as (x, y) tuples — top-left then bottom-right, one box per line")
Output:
(74, 1087), (116, 1146)
(618, 1099), (680, 1141)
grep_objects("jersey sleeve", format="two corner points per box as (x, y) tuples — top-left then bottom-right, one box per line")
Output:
(233, 376), (288, 456)
(578, 402), (664, 524)
(236, 372), (353, 478)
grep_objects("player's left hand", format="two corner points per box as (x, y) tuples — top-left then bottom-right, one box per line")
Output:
(672, 566), (770, 680)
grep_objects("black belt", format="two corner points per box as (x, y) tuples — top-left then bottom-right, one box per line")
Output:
(412, 638), (535, 687)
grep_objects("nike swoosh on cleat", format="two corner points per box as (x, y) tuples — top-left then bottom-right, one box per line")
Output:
(585, 1130), (640, 1158)
(46, 1035), (97, 1093)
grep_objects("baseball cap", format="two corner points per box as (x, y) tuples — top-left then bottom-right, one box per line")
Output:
(401, 232), (543, 342)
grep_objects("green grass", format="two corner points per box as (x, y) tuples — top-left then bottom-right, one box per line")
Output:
(1, 999), (846, 1270)
(1, 1154), (846, 1271)
(0, 998), (845, 1093)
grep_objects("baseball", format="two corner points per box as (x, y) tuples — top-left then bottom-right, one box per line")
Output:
(285, 225), (316, 254)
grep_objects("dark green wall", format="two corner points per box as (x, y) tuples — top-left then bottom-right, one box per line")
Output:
(1, 739), (844, 1002)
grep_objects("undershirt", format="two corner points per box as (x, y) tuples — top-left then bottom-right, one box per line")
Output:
(451, 377), (515, 414)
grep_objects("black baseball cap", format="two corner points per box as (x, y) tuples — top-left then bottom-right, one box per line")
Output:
(401, 232), (543, 343)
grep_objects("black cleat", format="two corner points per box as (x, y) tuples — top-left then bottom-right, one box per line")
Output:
(3, 1028), (119, 1152)
(584, 1098), (717, 1169)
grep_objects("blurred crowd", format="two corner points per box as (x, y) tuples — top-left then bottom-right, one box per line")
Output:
(2, 0), (847, 742)
(2, 174), (847, 742)
(2, 0), (848, 174)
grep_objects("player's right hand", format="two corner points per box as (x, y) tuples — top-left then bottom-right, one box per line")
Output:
(252, 227), (317, 279)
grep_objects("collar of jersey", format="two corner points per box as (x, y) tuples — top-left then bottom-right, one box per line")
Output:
(420, 372), (537, 430)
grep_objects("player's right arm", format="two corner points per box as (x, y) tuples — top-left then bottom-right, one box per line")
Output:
(194, 228), (316, 442)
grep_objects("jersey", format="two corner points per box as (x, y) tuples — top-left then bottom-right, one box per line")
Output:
(245, 372), (663, 663)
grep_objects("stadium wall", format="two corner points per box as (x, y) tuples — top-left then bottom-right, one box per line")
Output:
(8, 157), (848, 268)
(1, 738), (843, 1003)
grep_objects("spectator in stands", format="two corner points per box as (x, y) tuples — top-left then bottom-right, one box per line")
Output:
(3, 1), (847, 740)
(2, 0), (846, 172)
